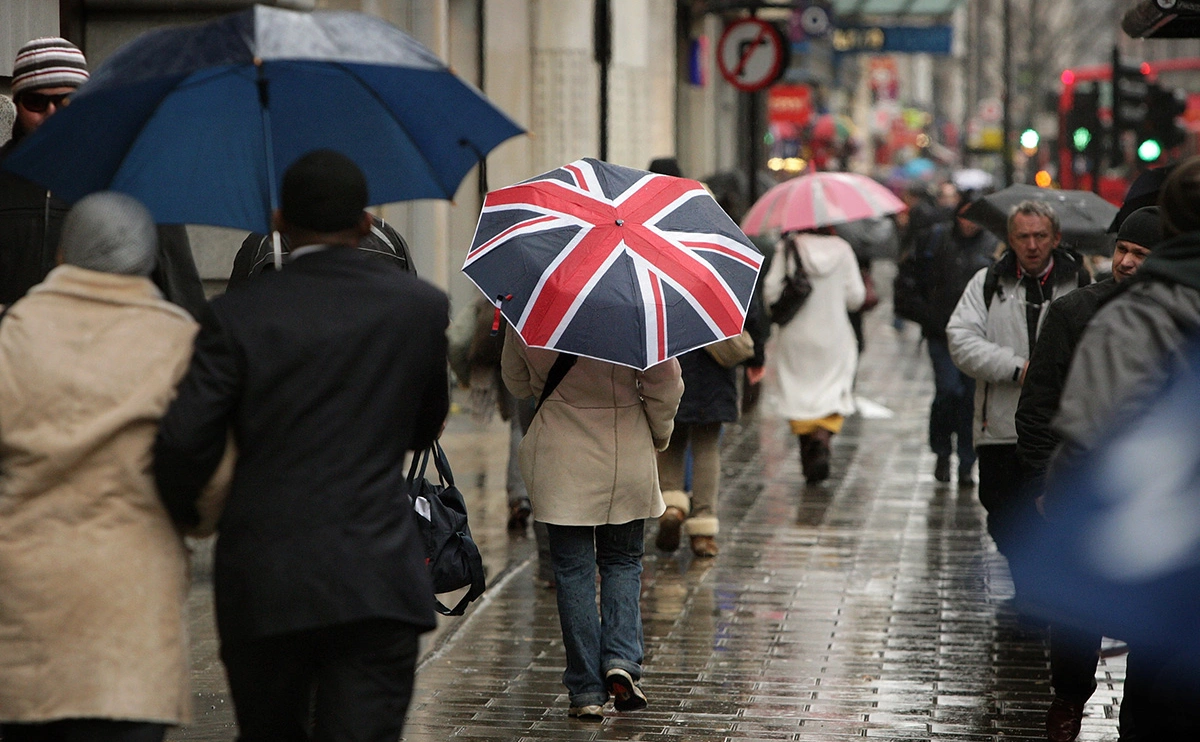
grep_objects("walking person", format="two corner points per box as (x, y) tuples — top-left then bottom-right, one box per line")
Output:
(946, 200), (1089, 560)
(894, 198), (998, 485)
(762, 227), (866, 484)
(1047, 159), (1200, 741)
(1014, 206), (1164, 742)
(154, 150), (448, 741)
(0, 193), (223, 742)
(502, 331), (683, 719)
(655, 301), (764, 558)
(0, 38), (206, 318)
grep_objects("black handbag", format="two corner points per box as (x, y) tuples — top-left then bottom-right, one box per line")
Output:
(769, 237), (812, 326)
(406, 442), (487, 616)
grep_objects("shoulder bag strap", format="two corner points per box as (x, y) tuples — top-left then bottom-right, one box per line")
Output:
(535, 352), (578, 414)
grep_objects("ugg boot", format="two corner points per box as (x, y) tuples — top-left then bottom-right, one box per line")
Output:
(798, 429), (832, 483)
(656, 490), (690, 552)
(684, 515), (719, 557)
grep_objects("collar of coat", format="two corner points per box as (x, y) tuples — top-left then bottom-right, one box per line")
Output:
(994, 246), (1084, 285)
(1135, 231), (1200, 294)
(24, 264), (195, 323)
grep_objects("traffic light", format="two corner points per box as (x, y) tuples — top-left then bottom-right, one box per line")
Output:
(1142, 82), (1188, 157)
(1066, 85), (1101, 154)
(1112, 61), (1150, 166)
(1020, 128), (1040, 152)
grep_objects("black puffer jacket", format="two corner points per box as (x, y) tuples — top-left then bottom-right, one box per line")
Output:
(0, 139), (207, 317)
(1014, 278), (1120, 483)
(896, 222), (997, 339)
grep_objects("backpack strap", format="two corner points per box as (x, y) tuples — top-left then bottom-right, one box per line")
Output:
(982, 263), (1002, 309)
(536, 352), (578, 414)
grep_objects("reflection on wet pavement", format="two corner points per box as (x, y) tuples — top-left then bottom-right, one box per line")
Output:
(171, 309), (1124, 742)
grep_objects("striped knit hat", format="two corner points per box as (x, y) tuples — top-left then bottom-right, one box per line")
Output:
(11, 37), (89, 96)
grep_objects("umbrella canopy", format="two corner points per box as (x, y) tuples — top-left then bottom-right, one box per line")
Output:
(1109, 164), (1176, 233)
(961, 184), (1119, 255)
(463, 158), (763, 370)
(1, 5), (523, 233)
(741, 171), (905, 236)
(1009, 338), (1200, 666)
(952, 167), (995, 193)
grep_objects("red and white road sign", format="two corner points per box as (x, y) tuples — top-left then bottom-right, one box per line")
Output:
(717, 19), (786, 93)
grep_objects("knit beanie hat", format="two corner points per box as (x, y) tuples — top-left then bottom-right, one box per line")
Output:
(11, 37), (89, 96)
(60, 192), (157, 276)
(1116, 206), (1165, 250)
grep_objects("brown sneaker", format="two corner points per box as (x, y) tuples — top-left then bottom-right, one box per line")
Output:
(690, 535), (718, 557)
(655, 506), (685, 551)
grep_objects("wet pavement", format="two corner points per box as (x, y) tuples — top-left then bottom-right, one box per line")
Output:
(170, 303), (1125, 742)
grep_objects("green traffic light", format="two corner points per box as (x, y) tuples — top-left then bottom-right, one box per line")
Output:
(1072, 127), (1092, 152)
(1138, 139), (1162, 162)
(1020, 129), (1040, 149)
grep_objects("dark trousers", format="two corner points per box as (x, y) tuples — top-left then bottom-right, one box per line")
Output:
(0, 720), (165, 742)
(926, 336), (976, 469)
(1049, 622), (1101, 703)
(976, 444), (1040, 559)
(220, 618), (421, 742)
(1119, 645), (1200, 740)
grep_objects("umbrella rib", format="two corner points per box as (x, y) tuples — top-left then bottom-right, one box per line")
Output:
(328, 60), (459, 198)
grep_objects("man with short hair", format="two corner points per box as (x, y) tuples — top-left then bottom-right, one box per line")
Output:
(946, 200), (1089, 559)
(0, 37), (205, 317)
(1014, 206), (1164, 742)
(154, 149), (449, 740)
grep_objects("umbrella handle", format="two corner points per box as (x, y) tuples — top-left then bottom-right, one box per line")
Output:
(490, 294), (511, 336)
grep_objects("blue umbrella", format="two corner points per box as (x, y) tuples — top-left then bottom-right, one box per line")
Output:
(2, 5), (523, 234)
(1010, 339), (1200, 665)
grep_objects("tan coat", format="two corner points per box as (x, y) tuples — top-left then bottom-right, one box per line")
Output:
(0, 266), (200, 724)
(501, 330), (683, 526)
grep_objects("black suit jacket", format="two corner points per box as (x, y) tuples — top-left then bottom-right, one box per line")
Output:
(155, 247), (449, 640)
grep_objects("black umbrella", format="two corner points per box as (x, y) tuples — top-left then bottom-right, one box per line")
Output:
(1109, 164), (1177, 233)
(962, 184), (1119, 255)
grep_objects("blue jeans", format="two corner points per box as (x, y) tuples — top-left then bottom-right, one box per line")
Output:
(546, 521), (646, 707)
(927, 336), (976, 469)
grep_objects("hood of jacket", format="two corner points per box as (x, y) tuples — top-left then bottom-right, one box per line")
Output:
(1135, 231), (1200, 293)
(796, 233), (855, 278)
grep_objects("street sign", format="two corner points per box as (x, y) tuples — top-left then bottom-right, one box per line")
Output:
(768, 84), (813, 127)
(829, 25), (953, 55)
(717, 19), (787, 92)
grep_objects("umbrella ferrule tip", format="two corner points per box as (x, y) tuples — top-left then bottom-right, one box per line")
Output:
(615, 219), (624, 226)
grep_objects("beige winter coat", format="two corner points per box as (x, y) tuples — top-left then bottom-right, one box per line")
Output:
(501, 330), (683, 526)
(0, 265), (202, 724)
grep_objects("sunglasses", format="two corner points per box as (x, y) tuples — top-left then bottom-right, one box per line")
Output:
(18, 91), (71, 114)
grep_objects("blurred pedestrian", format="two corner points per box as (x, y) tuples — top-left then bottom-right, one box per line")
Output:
(154, 150), (449, 741)
(895, 197), (998, 484)
(1014, 206), (1163, 742)
(1047, 157), (1200, 741)
(763, 228), (865, 484)
(502, 333), (682, 719)
(0, 38), (206, 318)
(651, 157), (765, 558)
(0, 192), (223, 742)
(947, 200), (1089, 559)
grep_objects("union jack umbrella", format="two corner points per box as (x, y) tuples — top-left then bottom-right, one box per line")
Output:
(741, 171), (906, 236)
(462, 158), (763, 370)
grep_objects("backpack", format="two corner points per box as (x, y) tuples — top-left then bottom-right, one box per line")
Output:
(406, 442), (487, 616)
(892, 222), (948, 325)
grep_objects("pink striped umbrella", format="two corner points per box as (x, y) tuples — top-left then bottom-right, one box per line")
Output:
(741, 171), (906, 235)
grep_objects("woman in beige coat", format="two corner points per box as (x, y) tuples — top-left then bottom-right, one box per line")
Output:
(0, 193), (213, 742)
(502, 330), (682, 720)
